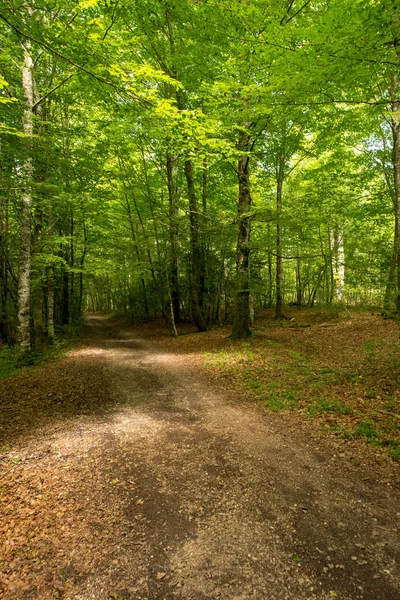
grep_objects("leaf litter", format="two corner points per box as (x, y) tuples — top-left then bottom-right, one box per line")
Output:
(0, 311), (399, 599)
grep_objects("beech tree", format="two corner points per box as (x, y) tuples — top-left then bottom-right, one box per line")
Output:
(0, 0), (399, 350)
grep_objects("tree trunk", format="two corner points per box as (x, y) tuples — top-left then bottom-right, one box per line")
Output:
(184, 159), (208, 331)
(78, 221), (88, 316)
(384, 241), (397, 309)
(166, 152), (181, 322)
(18, 41), (34, 351)
(335, 227), (345, 301)
(275, 152), (285, 318)
(174, 87), (207, 331)
(32, 205), (44, 349)
(267, 223), (273, 308)
(125, 190), (149, 318)
(232, 130), (252, 339)
(391, 72), (400, 311)
(0, 194), (12, 344)
(165, 265), (178, 338)
(47, 267), (55, 340)
(296, 255), (302, 307)
(199, 159), (207, 310)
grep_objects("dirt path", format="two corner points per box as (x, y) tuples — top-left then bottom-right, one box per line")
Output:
(1, 315), (399, 599)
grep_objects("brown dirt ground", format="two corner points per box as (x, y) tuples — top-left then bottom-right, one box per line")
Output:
(0, 312), (399, 600)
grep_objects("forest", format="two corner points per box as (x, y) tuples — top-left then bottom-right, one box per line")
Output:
(1, 3), (400, 599)
(0, 0), (399, 348)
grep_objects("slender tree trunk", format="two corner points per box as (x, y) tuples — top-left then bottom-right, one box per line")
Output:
(296, 255), (302, 307)
(232, 130), (252, 339)
(165, 265), (178, 338)
(174, 86), (207, 331)
(326, 229), (333, 304)
(199, 158), (207, 310)
(335, 227), (345, 301)
(379, 129), (397, 310)
(391, 72), (400, 310)
(384, 242), (397, 309)
(47, 267), (55, 340)
(123, 190), (149, 318)
(308, 267), (324, 308)
(0, 194), (11, 344)
(131, 190), (165, 316)
(70, 209), (76, 321)
(166, 152), (181, 322)
(18, 41), (34, 351)
(78, 221), (88, 316)
(32, 206), (44, 349)
(275, 152), (285, 318)
(267, 223), (273, 308)
(184, 159), (208, 331)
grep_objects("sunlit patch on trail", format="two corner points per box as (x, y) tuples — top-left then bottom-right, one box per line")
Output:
(74, 347), (107, 356)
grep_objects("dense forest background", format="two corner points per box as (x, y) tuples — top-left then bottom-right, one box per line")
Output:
(0, 0), (399, 349)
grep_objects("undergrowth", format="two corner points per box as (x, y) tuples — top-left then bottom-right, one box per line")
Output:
(0, 338), (73, 381)
(201, 308), (400, 461)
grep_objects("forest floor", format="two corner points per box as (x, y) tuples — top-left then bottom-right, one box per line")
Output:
(0, 310), (399, 600)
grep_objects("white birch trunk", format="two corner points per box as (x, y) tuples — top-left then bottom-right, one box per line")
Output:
(18, 41), (34, 351)
(336, 227), (345, 301)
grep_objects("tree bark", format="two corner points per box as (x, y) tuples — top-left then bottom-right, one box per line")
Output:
(267, 222), (273, 308)
(166, 152), (181, 322)
(184, 159), (208, 331)
(296, 255), (302, 307)
(32, 205), (44, 349)
(199, 158), (207, 311)
(122, 181), (149, 318)
(275, 152), (285, 318)
(232, 130), (252, 339)
(391, 72), (400, 311)
(335, 227), (345, 301)
(18, 40), (34, 351)
(47, 267), (55, 340)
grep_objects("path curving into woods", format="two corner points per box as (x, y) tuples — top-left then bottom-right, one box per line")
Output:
(0, 315), (399, 599)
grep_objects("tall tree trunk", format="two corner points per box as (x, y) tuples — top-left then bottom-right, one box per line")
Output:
(384, 242), (397, 309)
(391, 72), (400, 311)
(0, 194), (11, 344)
(275, 152), (285, 318)
(335, 227), (345, 301)
(165, 265), (178, 338)
(166, 152), (181, 323)
(32, 205), (44, 349)
(70, 209), (76, 321)
(184, 159), (208, 331)
(78, 221), (88, 316)
(296, 255), (302, 307)
(379, 128), (397, 310)
(18, 40), (34, 351)
(174, 85), (207, 331)
(232, 130), (252, 339)
(267, 223), (273, 308)
(199, 158), (207, 310)
(47, 267), (55, 340)
(119, 166), (149, 319)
